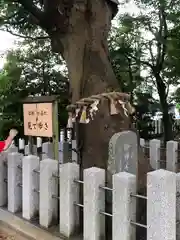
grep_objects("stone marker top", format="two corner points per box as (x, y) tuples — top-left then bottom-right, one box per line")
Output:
(84, 167), (104, 172)
(108, 130), (138, 176)
(148, 169), (176, 178)
(23, 155), (39, 159)
(41, 158), (56, 162)
(115, 171), (136, 179)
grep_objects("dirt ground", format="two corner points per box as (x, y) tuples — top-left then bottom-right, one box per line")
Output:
(0, 225), (30, 240)
(0, 232), (29, 240)
(0, 233), (15, 240)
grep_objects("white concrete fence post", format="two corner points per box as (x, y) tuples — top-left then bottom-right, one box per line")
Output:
(39, 159), (58, 228)
(0, 152), (8, 206)
(25, 144), (37, 156)
(147, 169), (176, 240)
(140, 138), (145, 148)
(166, 140), (178, 172)
(37, 137), (42, 148)
(42, 142), (53, 160)
(0, 147), (18, 207)
(83, 167), (105, 240)
(59, 142), (63, 164)
(177, 173), (180, 238)
(113, 172), (136, 240)
(22, 155), (40, 220)
(140, 138), (145, 154)
(8, 152), (23, 213)
(59, 162), (80, 237)
(8, 145), (18, 153)
(149, 139), (161, 169)
(19, 139), (25, 151)
(71, 140), (77, 163)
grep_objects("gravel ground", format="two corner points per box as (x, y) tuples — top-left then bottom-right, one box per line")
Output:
(0, 229), (29, 240)
(0, 233), (16, 239)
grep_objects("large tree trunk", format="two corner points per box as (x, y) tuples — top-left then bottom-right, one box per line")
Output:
(51, 3), (132, 237)
(14, 0), (132, 238)
(50, 0), (132, 170)
(155, 74), (173, 142)
(49, 3), (132, 237)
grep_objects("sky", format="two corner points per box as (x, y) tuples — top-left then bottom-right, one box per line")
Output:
(0, 30), (17, 69)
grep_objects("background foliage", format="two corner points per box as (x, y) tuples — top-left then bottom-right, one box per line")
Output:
(1, 0), (180, 140)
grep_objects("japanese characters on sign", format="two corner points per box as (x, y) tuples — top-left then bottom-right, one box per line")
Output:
(23, 103), (53, 137)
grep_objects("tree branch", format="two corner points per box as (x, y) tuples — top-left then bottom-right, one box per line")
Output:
(17, 0), (45, 28)
(126, 52), (154, 69)
(156, 5), (168, 72)
(148, 42), (155, 66)
(0, 28), (49, 40)
(159, 8), (168, 70)
(168, 0), (175, 9)
(165, 82), (170, 98)
(156, 10), (163, 69)
(146, 20), (158, 38)
(0, 11), (19, 24)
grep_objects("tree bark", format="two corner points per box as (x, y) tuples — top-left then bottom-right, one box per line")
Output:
(155, 74), (173, 142)
(49, 3), (132, 237)
(49, 0), (132, 170)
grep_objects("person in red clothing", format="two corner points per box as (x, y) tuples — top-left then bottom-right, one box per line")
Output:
(0, 129), (18, 152)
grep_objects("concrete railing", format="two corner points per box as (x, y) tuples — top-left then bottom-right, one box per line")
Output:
(0, 148), (178, 240)
(1, 129), (179, 240)
(140, 138), (179, 172)
(13, 135), (180, 173)
(16, 137), (78, 164)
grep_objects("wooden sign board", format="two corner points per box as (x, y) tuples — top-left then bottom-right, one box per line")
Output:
(23, 103), (53, 137)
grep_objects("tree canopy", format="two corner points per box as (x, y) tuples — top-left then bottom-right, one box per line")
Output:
(1, 0), (180, 141)
(2, 3), (180, 239)
(0, 36), (69, 138)
(108, 0), (180, 140)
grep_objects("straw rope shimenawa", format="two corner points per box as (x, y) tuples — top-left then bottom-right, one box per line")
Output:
(66, 92), (135, 123)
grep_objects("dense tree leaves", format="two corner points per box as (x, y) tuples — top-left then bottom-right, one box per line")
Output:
(14, 38), (68, 96)
(0, 36), (69, 138)
(109, 24), (143, 99)
(110, 0), (180, 141)
(0, 1), (41, 38)
(1, 0), (180, 144)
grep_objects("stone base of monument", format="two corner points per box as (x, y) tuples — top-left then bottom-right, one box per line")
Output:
(106, 130), (153, 240)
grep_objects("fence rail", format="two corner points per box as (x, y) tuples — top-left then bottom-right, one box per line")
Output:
(0, 150), (178, 240)
(12, 129), (78, 164)
(1, 129), (180, 240)
(138, 118), (180, 138)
